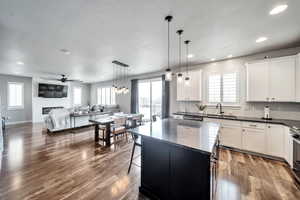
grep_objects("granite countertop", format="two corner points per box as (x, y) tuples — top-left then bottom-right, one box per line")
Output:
(173, 112), (300, 134)
(128, 118), (220, 154)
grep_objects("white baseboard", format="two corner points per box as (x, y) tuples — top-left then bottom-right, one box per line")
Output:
(6, 120), (32, 125)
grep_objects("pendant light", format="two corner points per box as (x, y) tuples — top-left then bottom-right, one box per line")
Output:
(112, 60), (130, 95)
(184, 40), (191, 86)
(165, 15), (173, 81)
(176, 29), (183, 82)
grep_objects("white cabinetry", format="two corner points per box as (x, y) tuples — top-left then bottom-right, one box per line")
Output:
(284, 127), (294, 166)
(220, 125), (242, 149)
(177, 70), (202, 101)
(246, 55), (296, 102)
(204, 118), (292, 161)
(266, 124), (284, 157)
(296, 53), (300, 102)
(204, 118), (242, 149)
(246, 61), (269, 101)
(269, 57), (295, 102)
(242, 123), (266, 154)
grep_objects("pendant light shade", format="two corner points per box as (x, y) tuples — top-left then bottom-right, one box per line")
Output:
(184, 40), (191, 85)
(176, 29), (183, 82)
(165, 15), (173, 81)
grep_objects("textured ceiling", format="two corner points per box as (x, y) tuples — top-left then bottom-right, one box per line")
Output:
(0, 0), (299, 82)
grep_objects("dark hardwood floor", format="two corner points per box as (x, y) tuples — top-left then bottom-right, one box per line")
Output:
(0, 123), (299, 200)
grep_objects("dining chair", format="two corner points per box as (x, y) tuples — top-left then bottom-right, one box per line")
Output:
(111, 117), (127, 144)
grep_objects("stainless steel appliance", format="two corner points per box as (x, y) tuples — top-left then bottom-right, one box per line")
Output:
(292, 129), (300, 183)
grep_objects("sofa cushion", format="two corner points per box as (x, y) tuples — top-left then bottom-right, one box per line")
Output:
(49, 108), (70, 129)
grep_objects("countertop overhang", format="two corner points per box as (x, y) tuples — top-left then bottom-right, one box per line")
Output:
(128, 118), (220, 154)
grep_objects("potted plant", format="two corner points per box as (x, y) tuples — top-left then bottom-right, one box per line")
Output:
(195, 104), (207, 114)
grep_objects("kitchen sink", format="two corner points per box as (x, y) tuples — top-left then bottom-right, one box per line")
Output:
(207, 114), (237, 119)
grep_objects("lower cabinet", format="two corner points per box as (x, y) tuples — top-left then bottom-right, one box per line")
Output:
(220, 125), (242, 149)
(204, 118), (288, 159)
(141, 136), (211, 200)
(266, 124), (284, 157)
(242, 128), (266, 154)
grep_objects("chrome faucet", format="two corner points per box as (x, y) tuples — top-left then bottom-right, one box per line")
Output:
(216, 103), (224, 115)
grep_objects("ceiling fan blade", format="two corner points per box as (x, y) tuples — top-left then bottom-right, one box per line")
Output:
(40, 77), (61, 81)
(65, 79), (83, 83)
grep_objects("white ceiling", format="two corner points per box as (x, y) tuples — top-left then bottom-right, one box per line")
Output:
(0, 0), (299, 83)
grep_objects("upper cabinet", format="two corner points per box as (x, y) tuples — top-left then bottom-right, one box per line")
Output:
(296, 53), (300, 102)
(246, 55), (296, 102)
(177, 70), (202, 101)
(246, 61), (269, 101)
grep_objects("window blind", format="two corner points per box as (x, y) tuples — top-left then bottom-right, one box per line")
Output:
(208, 72), (238, 104)
(8, 82), (24, 108)
(97, 87), (116, 105)
(223, 73), (237, 103)
(73, 87), (82, 105)
(208, 74), (221, 103)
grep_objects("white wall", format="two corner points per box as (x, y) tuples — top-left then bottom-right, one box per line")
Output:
(32, 78), (91, 123)
(0, 74), (32, 123)
(90, 46), (300, 120)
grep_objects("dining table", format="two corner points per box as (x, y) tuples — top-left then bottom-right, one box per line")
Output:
(89, 113), (143, 147)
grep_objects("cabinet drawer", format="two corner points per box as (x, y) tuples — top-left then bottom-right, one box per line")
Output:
(221, 119), (241, 127)
(242, 122), (266, 130)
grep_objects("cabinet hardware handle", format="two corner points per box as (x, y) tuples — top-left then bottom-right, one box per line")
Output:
(249, 124), (257, 127)
(272, 98), (275, 100)
(266, 97), (269, 100)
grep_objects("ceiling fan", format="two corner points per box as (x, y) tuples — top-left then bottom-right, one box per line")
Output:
(40, 74), (83, 83)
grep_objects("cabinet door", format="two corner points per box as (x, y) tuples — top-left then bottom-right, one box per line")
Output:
(189, 70), (202, 101)
(266, 124), (284, 158)
(296, 53), (300, 102)
(177, 75), (185, 101)
(246, 61), (269, 101)
(269, 56), (296, 102)
(242, 128), (266, 154)
(220, 126), (242, 149)
(141, 137), (169, 199)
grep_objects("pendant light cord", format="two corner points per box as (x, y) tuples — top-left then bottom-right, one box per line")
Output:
(168, 19), (170, 70)
(185, 40), (190, 75)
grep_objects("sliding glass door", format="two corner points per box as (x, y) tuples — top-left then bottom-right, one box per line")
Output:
(138, 78), (162, 121)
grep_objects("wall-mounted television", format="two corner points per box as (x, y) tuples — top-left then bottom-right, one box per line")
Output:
(38, 83), (68, 98)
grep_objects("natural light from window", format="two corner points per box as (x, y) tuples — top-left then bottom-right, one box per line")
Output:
(97, 87), (116, 105)
(73, 87), (82, 106)
(8, 82), (24, 109)
(208, 72), (238, 104)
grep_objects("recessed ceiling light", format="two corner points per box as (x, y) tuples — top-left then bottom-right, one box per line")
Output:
(187, 54), (194, 58)
(256, 37), (268, 43)
(16, 61), (24, 65)
(60, 49), (71, 55)
(270, 4), (288, 15)
(211, 58), (215, 61)
(227, 55), (233, 58)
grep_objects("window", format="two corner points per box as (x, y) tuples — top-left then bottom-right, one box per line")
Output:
(138, 78), (162, 121)
(8, 82), (24, 109)
(97, 87), (116, 105)
(73, 87), (82, 106)
(208, 72), (238, 104)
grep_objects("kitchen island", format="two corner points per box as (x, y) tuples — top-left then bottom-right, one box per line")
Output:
(128, 118), (220, 200)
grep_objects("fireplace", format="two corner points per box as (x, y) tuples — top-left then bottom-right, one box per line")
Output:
(42, 107), (64, 115)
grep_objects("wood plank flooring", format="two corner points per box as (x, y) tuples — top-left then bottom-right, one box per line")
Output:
(0, 123), (299, 200)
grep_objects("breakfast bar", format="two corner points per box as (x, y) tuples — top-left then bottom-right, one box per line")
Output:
(129, 118), (220, 200)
